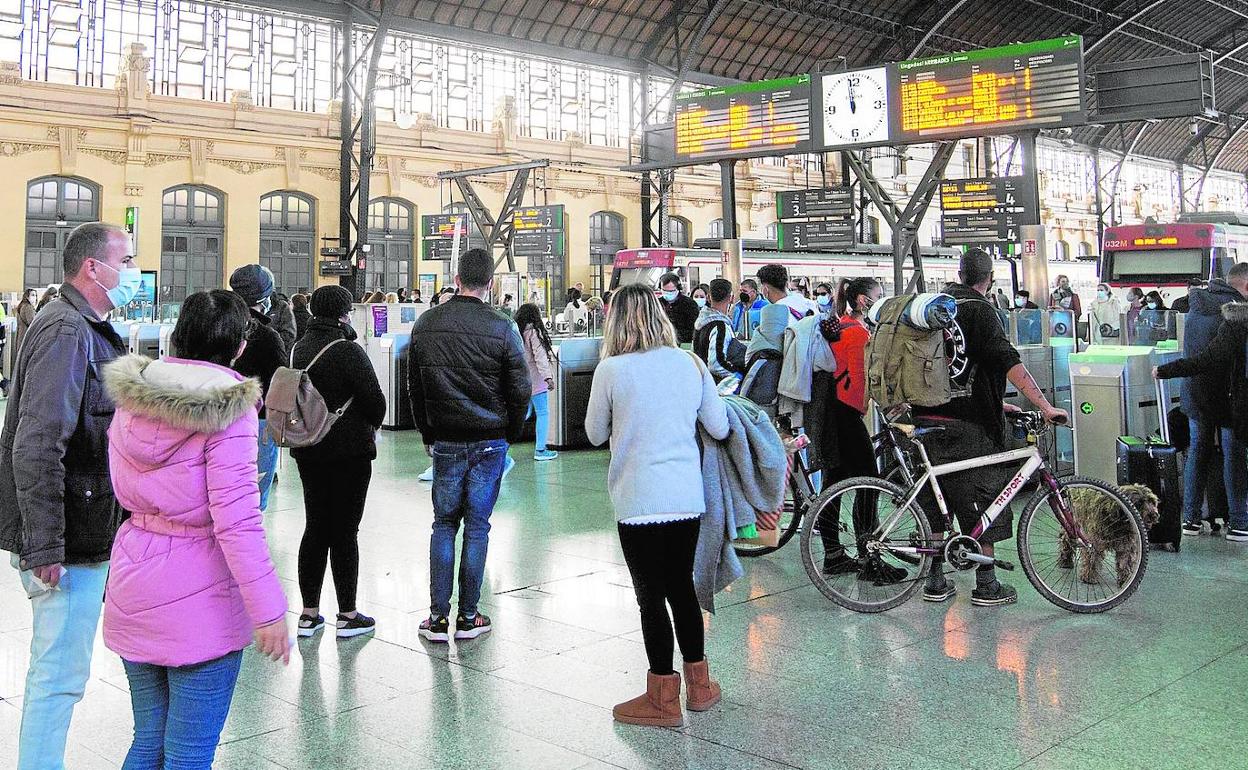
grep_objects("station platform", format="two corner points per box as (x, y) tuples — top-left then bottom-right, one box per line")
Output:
(1, 429), (1244, 769)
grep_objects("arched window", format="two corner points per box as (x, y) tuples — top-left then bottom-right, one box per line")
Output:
(1054, 240), (1070, 261)
(589, 211), (625, 295)
(765, 222), (779, 241)
(1078, 241), (1094, 258)
(24, 176), (100, 288)
(259, 191), (316, 295)
(708, 218), (725, 239)
(368, 197), (415, 291)
(161, 185), (225, 302)
(668, 216), (690, 248)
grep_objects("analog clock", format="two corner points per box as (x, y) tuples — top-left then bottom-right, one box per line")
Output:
(820, 67), (890, 148)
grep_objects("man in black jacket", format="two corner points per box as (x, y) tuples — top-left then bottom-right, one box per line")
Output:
(229, 264), (287, 511)
(659, 272), (700, 344)
(408, 248), (530, 642)
(914, 249), (1068, 608)
(0, 222), (133, 769)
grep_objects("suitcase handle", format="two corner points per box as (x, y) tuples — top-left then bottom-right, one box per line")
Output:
(1155, 374), (1171, 445)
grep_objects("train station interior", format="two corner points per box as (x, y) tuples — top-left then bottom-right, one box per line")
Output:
(0, 0), (1247, 768)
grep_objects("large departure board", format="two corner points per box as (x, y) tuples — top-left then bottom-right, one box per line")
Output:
(939, 176), (1038, 245)
(893, 36), (1085, 142)
(674, 75), (812, 162)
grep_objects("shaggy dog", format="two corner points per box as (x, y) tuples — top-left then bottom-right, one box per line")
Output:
(1056, 484), (1160, 587)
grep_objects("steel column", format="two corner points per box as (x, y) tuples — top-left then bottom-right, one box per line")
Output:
(720, 160), (738, 238)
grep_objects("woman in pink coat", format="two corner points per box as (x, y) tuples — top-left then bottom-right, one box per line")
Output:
(102, 289), (289, 770)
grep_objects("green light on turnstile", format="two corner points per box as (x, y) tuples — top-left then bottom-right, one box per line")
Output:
(1080, 401), (1094, 415)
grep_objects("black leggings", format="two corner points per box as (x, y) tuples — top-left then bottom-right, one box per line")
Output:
(296, 457), (372, 613)
(617, 519), (704, 675)
(820, 398), (880, 553)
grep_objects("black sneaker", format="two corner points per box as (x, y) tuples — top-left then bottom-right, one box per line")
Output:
(297, 613), (325, 637)
(971, 581), (1018, 607)
(336, 612), (375, 639)
(923, 580), (957, 603)
(1210, 520), (1223, 536)
(822, 552), (862, 575)
(1182, 522), (1203, 536)
(454, 612), (493, 640)
(419, 615), (450, 643)
(858, 557), (906, 585)
(1226, 528), (1248, 543)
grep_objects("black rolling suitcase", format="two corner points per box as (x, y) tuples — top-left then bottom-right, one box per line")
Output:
(1116, 379), (1182, 551)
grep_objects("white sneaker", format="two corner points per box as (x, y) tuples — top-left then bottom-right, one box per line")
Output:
(418, 466), (434, 482)
(502, 455), (515, 479)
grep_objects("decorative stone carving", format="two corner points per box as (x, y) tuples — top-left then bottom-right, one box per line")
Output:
(117, 43), (151, 109)
(57, 126), (79, 174)
(327, 99), (342, 122)
(385, 155), (402, 194)
(416, 113), (437, 130)
(209, 158), (280, 175)
(127, 120), (151, 163)
(0, 61), (21, 86)
(124, 183), (143, 197)
(144, 153), (184, 167)
(230, 90), (255, 111)
(492, 96), (517, 140)
(80, 147), (127, 165)
(401, 173), (438, 188)
(308, 166), (339, 182)
(0, 142), (52, 157)
(179, 138), (214, 154)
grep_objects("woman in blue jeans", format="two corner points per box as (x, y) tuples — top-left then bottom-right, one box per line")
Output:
(516, 303), (558, 461)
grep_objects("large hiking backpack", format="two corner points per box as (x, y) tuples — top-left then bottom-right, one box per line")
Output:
(865, 294), (962, 409)
(265, 339), (354, 448)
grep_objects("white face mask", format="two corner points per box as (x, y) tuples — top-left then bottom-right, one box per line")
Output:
(1097, 290), (1109, 301)
(1014, 296), (1026, 308)
(694, 297), (706, 308)
(661, 290), (679, 303)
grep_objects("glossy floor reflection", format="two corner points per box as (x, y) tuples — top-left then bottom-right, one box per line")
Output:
(1, 429), (1244, 768)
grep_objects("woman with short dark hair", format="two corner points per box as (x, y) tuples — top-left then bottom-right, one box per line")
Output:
(102, 290), (290, 768)
(291, 285), (387, 639)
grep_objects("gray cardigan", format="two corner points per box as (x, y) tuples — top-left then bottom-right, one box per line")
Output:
(585, 347), (729, 522)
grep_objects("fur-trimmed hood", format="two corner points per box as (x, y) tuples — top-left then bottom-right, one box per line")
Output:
(104, 355), (260, 466)
(1222, 302), (1248, 325)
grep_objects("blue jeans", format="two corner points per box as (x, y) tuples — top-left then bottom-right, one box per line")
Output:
(429, 439), (507, 618)
(1183, 418), (1248, 529)
(121, 650), (242, 770)
(11, 555), (109, 770)
(529, 392), (550, 452)
(257, 419), (279, 511)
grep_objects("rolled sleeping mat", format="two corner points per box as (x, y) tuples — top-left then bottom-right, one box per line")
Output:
(867, 292), (958, 331)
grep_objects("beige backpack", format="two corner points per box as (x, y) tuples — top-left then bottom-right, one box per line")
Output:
(265, 339), (353, 448)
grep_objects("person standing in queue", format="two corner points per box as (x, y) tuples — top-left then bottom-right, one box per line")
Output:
(814, 282), (835, 314)
(35, 286), (59, 313)
(915, 249), (1069, 607)
(516, 303), (558, 462)
(228, 265), (286, 512)
(586, 283), (729, 727)
(267, 291), (297, 353)
(13, 288), (36, 355)
(409, 248), (530, 643)
(1049, 274), (1082, 319)
(291, 286), (386, 639)
(1089, 283), (1125, 344)
(659, 272), (700, 344)
(693, 278), (747, 383)
(101, 290), (290, 769)
(0, 222), (134, 770)
(732, 278), (767, 335)
(692, 283), (710, 311)
(291, 292), (312, 343)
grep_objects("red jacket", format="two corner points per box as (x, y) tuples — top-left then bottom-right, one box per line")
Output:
(830, 315), (870, 414)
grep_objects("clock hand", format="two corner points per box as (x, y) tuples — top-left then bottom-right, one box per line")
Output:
(847, 81), (856, 114)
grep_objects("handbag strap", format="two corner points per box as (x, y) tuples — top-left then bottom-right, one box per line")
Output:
(303, 338), (346, 372)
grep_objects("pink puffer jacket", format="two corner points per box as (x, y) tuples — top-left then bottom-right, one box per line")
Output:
(102, 355), (287, 667)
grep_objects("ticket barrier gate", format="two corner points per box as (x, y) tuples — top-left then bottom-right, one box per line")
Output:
(549, 337), (601, 450)
(369, 332), (413, 430)
(1069, 345), (1181, 483)
(128, 323), (166, 358)
(159, 325), (176, 358)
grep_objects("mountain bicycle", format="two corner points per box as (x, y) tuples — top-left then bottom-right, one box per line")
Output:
(799, 410), (1149, 613)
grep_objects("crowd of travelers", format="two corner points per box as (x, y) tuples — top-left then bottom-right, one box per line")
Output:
(2, 220), (1236, 768)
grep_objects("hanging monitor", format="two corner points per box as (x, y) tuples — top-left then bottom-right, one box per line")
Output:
(674, 75), (813, 162)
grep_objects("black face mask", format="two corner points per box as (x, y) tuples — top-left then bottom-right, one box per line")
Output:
(739, 292), (751, 305)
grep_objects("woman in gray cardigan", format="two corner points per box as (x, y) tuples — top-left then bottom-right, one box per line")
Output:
(586, 283), (729, 728)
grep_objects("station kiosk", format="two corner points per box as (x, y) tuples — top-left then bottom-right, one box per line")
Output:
(1069, 345), (1181, 482)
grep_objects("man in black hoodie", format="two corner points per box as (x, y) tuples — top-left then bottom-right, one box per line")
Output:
(914, 249), (1068, 608)
(408, 248), (530, 643)
(229, 264), (286, 511)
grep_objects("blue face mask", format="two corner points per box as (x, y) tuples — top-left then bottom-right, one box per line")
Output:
(93, 260), (142, 309)
(662, 290), (679, 303)
(816, 295), (831, 307)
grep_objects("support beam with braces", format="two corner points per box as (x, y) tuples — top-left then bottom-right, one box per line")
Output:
(437, 160), (552, 272)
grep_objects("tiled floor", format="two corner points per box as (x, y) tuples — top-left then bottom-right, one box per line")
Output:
(1, 430), (1245, 768)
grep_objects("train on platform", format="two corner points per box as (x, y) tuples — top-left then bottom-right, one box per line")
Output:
(609, 240), (1099, 307)
(1101, 213), (1248, 304)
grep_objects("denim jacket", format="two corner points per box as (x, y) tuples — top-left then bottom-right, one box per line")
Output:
(0, 284), (127, 569)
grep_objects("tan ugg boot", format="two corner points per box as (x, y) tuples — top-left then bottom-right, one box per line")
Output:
(683, 659), (722, 712)
(613, 671), (683, 727)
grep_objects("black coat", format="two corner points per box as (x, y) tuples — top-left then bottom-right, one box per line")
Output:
(1158, 302), (1248, 441)
(233, 309), (286, 419)
(1178, 280), (1241, 424)
(290, 318), (387, 461)
(407, 295), (530, 445)
(292, 306), (311, 342)
(662, 294), (701, 344)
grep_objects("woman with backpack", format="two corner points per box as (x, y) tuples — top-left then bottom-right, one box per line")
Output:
(290, 285), (387, 639)
(101, 290), (289, 768)
(515, 303), (559, 461)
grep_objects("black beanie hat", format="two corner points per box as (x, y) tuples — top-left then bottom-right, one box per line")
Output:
(311, 285), (354, 319)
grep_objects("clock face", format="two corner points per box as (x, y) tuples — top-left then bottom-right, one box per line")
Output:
(821, 67), (890, 148)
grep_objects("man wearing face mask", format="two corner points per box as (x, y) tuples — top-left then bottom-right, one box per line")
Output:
(1013, 290), (1038, 310)
(0, 222), (133, 770)
(228, 264), (287, 511)
(1048, 275), (1082, 320)
(733, 279), (768, 335)
(658, 273), (700, 344)
(693, 278), (747, 382)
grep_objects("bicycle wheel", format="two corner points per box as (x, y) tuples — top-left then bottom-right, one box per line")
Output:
(800, 476), (933, 613)
(1017, 476), (1148, 613)
(734, 471), (805, 557)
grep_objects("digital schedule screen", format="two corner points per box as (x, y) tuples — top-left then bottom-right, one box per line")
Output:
(510, 205), (566, 258)
(939, 176), (1038, 245)
(674, 75), (812, 162)
(776, 186), (854, 220)
(893, 36), (1085, 142)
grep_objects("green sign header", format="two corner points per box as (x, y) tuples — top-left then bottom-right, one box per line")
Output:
(898, 36), (1081, 72)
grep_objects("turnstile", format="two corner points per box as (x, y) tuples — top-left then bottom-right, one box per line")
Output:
(370, 332), (413, 430)
(1069, 345), (1181, 483)
(549, 337), (601, 450)
(128, 323), (165, 358)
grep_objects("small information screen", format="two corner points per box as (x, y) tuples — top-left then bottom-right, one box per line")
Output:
(776, 186), (854, 220)
(511, 205), (566, 258)
(939, 176), (1038, 245)
(420, 213), (471, 261)
(778, 220), (856, 250)
(894, 36), (1085, 142)
(674, 75), (812, 162)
